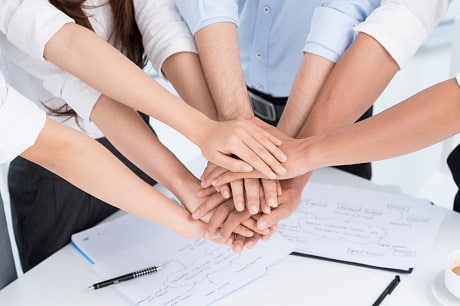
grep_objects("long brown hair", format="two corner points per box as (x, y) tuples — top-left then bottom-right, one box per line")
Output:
(47, 0), (146, 118)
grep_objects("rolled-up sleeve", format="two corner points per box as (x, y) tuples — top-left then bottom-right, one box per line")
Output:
(0, 72), (46, 163)
(355, 0), (451, 68)
(1, 0), (74, 61)
(1, 1), (97, 123)
(175, 0), (239, 34)
(0, 34), (100, 123)
(135, 0), (197, 76)
(304, 0), (380, 62)
(43, 72), (101, 122)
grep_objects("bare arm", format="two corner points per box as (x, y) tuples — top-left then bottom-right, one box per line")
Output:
(43, 22), (287, 178)
(162, 52), (218, 120)
(303, 78), (460, 170)
(210, 78), (460, 180)
(195, 22), (253, 120)
(298, 33), (399, 138)
(20, 118), (206, 238)
(277, 53), (334, 137)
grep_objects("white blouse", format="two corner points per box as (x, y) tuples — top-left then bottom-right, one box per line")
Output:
(0, 70), (46, 164)
(0, 0), (72, 163)
(0, 0), (196, 138)
(355, 0), (451, 68)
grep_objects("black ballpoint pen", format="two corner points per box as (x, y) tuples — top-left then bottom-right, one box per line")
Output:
(88, 265), (163, 290)
(372, 275), (400, 306)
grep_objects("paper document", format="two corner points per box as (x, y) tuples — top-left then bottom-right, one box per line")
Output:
(278, 182), (445, 272)
(92, 231), (294, 306)
(217, 258), (397, 306)
(71, 213), (166, 263)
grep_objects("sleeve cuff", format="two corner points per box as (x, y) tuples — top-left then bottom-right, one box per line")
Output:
(43, 73), (100, 122)
(304, 6), (359, 62)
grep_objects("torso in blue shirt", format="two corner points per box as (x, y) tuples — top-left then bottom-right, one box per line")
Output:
(238, 0), (322, 97)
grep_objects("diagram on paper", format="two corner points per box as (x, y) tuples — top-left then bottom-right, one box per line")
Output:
(278, 183), (445, 270)
(92, 232), (294, 306)
(136, 240), (265, 305)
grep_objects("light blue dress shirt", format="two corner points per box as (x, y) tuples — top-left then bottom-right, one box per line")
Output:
(176, 0), (380, 97)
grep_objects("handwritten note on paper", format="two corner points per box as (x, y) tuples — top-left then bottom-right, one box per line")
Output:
(278, 182), (445, 271)
(92, 231), (294, 306)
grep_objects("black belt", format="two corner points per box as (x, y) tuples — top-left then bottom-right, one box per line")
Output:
(247, 88), (287, 125)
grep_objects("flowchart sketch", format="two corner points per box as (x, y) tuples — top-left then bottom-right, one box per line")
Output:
(278, 183), (445, 271)
(92, 231), (294, 305)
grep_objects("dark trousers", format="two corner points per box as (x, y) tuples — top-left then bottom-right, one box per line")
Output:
(0, 194), (17, 289)
(447, 143), (460, 212)
(249, 88), (372, 180)
(9, 113), (156, 272)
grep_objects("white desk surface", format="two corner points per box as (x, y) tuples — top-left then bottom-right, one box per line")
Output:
(1, 166), (459, 306)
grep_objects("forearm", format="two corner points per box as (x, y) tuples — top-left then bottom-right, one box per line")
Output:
(298, 33), (399, 138)
(277, 53), (335, 137)
(195, 22), (253, 120)
(307, 78), (460, 168)
(20, 119), (201, 237)
(92, 96), (205, 215)
(44, 23), (213, 145)
(162, 52), (218, 120)
(90, 96), (196, 194)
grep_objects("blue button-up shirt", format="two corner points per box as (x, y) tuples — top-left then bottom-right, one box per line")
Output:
(176, 0), (380, 97)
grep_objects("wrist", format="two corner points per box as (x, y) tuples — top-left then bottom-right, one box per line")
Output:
(217, 106), (254, 121)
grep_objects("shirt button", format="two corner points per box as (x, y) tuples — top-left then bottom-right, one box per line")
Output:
(263, 5), (271, 13)
(256, 84), (264, 91)
(255, 51), (263, 59)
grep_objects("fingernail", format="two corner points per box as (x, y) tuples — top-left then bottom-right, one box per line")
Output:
(236, 202), (244, 211)
(222, 190), (230, 199)
(204, 230), (209, 239)
(268, 198), (276, 207)
(249, 206), (258, 214)
(258, 220), (267, 230)
(242, 165), (253, 172)
(192, 210), (201, 219)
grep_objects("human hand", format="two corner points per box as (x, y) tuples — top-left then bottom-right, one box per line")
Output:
(206, 177), (310, 251)
(227, 225), (278, 253)
(199, 197), (281, 247)
(202, 136), (318, 187)
(200, 163), (281, 214)
(198, 118), (288, 179)
(252, 176), (309, 232)
(179, 179), (257, 239)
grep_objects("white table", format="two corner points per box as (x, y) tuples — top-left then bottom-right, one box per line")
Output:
(1, 166), (459, 306)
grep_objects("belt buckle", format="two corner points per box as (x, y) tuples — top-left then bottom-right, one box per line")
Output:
(248, 91), (277, 122)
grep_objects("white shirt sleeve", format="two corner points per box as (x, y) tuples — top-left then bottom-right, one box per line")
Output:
(1, 0), (74, 61)
(0, 71), (46, 164)
(354, 0), (451, 68)
(134, 0), (197, 76)
(0, 34), (101, 123)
